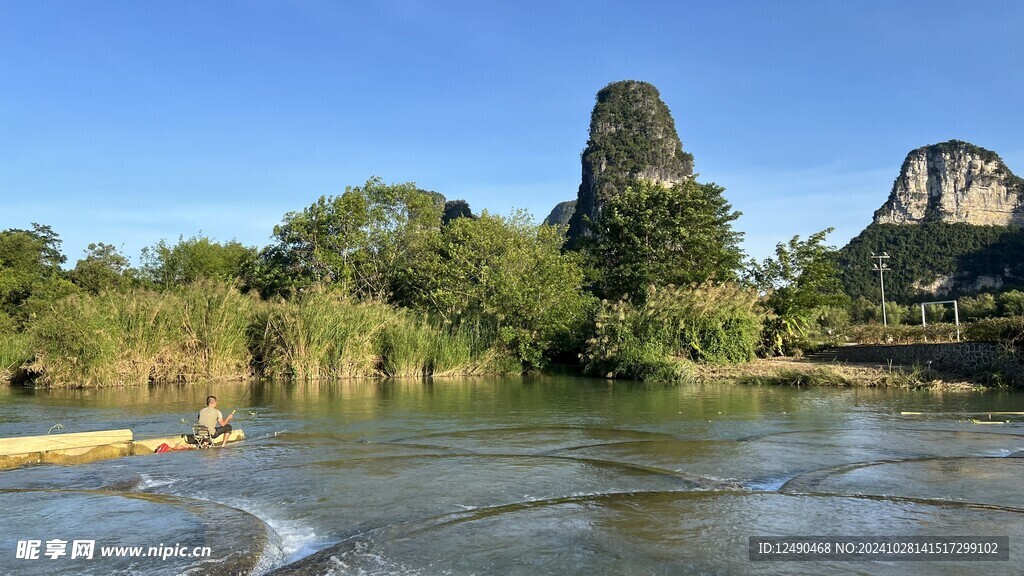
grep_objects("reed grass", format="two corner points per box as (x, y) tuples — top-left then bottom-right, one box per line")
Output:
(255, 291), (391, 380)
(255, 290), (518, 380)
(15, 284), (521, 387)
(378, 317), (438, 377)
(178, 280), (255, 381)
(25, 282), (256, 387)
(378, 317), (517, 377)
(27, 293), (123, 386)
(0, 332), (31, 381)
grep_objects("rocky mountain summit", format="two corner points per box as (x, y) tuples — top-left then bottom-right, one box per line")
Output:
(563, 81), (693, 245)
(543, 201), (576, 227)
(873, 140), (1024, 227)
(841, 140), (1024, 300)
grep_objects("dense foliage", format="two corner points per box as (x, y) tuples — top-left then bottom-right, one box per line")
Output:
(839, 222), (1024, 301)
(0, 224), (75, 328)
(26, 281), (256, 386)
(0, 179), (598, 384)
(13, 282), (517, 387)
(256, 177), (442, 300)
(584, 179), (744, 301)
(407, 211), (595, 368)
(141, 236), (255, 288)
(747, 229), (849, 354)
(581, 283), (762, 381)
(70, 243), (134, 295)
(964, 316), (1024, 344)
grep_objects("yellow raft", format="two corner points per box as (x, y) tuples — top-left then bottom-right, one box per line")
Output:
(0, 428), (245, 471)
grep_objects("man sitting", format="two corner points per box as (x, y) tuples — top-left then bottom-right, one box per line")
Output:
(197, 395), (234, 447)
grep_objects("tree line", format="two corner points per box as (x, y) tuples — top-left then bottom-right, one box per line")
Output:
(2, 175), (860, 385)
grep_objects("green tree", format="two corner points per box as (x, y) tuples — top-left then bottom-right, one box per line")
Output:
(71, 243), (133, 294)
(141, 235), (256, 288)
(959, 293), (997, 319)
(885, 301), (911, 325)
(584, 178), (744, 301)
(923, 303), (949, 323)
(264, 177), (442, 299)
(0, 223), (77, 326)
(747, 229), (849, 354)
(409, 211), (595, 368)
(998, 290), (1024, 316)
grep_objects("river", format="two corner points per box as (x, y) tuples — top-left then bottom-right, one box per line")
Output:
(1, 376), (1023, 575)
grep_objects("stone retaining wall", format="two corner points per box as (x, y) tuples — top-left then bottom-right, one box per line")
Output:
(831, 342), (1020, 377)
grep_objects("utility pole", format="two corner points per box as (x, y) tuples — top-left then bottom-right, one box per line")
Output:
(871, 252), (891, 326)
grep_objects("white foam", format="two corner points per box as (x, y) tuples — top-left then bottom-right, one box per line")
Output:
(218, 498), (323, 569)
(138, 473), (178, 489)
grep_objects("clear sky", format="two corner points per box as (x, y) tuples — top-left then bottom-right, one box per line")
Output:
(2, 0), (1022, 264)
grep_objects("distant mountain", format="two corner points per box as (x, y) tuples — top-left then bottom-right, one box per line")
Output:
(840, 141), (1024, 301)
(421, 189), (475, 225)
(561, 80), (694, 247)
(543, 201), (575, 227)
(873, 140), (1024, 227)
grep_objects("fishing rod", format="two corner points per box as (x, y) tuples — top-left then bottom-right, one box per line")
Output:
(900, 411), (1024, 416)
(231, 379), (259, 419)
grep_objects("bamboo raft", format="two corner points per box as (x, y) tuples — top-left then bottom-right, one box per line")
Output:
(0, 428), (245, 471)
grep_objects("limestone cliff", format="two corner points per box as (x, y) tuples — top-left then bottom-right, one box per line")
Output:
(543, 201), (576, 227)
(565, 81), (693, 245)
(873, 140), (1024, 226)
(841, 141), (1024, 300)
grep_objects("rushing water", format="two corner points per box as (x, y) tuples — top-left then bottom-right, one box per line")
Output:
(1, 376), (1023, 575)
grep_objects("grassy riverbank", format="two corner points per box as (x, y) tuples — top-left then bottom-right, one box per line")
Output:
(3, 283), (518, 387)
(696, 358), (985, 390)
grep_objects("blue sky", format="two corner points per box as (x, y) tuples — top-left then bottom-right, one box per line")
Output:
(2, 0), (1022, 263)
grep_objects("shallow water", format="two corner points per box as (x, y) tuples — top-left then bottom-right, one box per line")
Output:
(1, 376), (1023, 574)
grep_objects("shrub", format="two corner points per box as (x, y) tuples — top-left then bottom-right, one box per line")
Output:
(960, 293), (997, 319)
(998, 290), (1024, 316)
(964, 317), (1024, 344)
(847, 323), (961, 345)
(408, 211), (595, 369)
(582, 283), (762, 381)
(783, 305), (851, 355)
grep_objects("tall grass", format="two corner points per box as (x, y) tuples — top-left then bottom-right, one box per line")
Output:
(254, 291), (392, 380)
(254, 290), (518, 380)
(28, 293), (123, 386)
(0, 333), (31, 381)
(582, 282), (762, 382)
(378, 317), (516, 377)
(13, 284), (520, 387)
(178, 281), (254, 380)
(26, 282), (256, 387)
